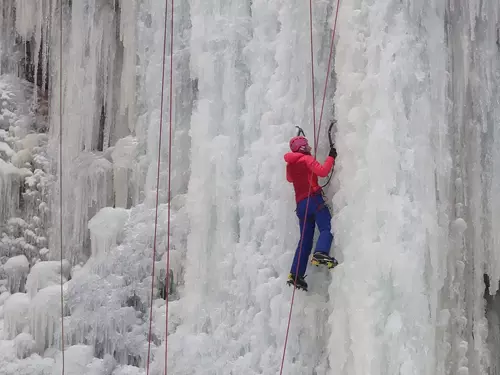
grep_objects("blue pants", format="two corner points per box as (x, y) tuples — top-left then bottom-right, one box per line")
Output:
(290, 193), (333, 277)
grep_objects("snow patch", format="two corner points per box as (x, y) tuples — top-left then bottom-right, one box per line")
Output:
(50, 345), (94, 375)
(0, 141), (14, 158)
(14, 332), (36, 359)
(0, 291), (11, 306)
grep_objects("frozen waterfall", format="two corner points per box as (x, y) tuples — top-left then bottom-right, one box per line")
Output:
(0, 0), (499, 374)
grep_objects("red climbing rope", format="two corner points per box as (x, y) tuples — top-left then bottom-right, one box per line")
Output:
(58, 1), (65, 374)
(309, 0), (317, 148)
(146, 0), (171, 374)
(164, 0), (175, 374)
(279, 0), (341, 373)
(314, 0), (342, 151)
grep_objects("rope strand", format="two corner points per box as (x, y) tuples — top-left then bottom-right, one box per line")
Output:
(146, 1), (170, 374)
(314, 0), (342, 150)
(309, 0), (317, 149)
(164, 0), (175, 373)
(58, 1), (65, 373)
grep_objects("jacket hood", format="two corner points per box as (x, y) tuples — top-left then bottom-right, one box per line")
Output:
(284, 152), (307, 164)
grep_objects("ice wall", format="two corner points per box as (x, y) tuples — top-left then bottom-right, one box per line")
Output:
(164, 1), (338, 374)
(330, 1), (500, 374)
(49, 0), (123, 263)
(446, 1), (500, 373)
(0, 77), (37, 230)
(330, 0), (449, 373)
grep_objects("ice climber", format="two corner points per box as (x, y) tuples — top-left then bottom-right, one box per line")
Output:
(284, 135), (338, 291)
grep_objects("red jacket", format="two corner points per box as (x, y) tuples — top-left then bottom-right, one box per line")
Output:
(284, 152), (335, 203)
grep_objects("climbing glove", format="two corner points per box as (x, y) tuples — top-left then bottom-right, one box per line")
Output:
(329, 147), (337, 158)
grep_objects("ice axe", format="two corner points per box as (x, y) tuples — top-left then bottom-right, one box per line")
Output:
(295, 125), (306, 137)
(327, 120), (336, 148)
(320, 120), (336, 188)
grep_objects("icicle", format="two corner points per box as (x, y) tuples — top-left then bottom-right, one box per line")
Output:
(119, 1), (137, 134)
(3, 292), (30, 339)
(88, 207), (129, 259)
(111, 136), (138, 208)
(25, 260), (70, 299)
(3, 254), (29, 294)
(14, 0), (39, 39)
(45, 0), (121, 263)
(29, 284), (61, 353)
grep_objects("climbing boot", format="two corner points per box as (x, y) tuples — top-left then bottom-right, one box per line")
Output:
(287, 273), (308, 291)
(311, 252), (338, 269)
